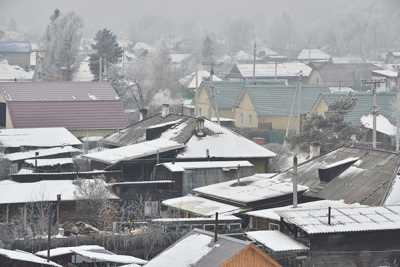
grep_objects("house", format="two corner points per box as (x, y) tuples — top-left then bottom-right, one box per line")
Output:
(308, 62), (381, 90)
(277, 205), (400, 266)
(246, 230), (309, 267)
(0, 127), (82, 153)
(246, 200), (364, 231)
(0, 41), (32, 68)
(35, 245), (147, 266)
(0, 179), (118, 224)
(98, 111), (275, 174)
(297, 49), (331, 63)
(226, 62), (312, 83)
(272, 145), (400, 206)
(179, 70), (222, 90)
(0, 82), (129, 137)
(372, 69), (398, 91)
(0, 248), (61, 267)
(234, 84), (329, 130)
(144, 229), (282, 267)
(192, 173), (308, 209)
(0, 59), (33, 81)
(154, 161), (255, 195)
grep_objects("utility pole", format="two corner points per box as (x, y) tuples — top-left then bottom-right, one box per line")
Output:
(99, 57), (103, 81)
(292, 155), (298, 208)
(363, 80), (385, 149)
(297, 71), (303, 134)
(252, 42), (256, 85)
(396, 92), (400, 152)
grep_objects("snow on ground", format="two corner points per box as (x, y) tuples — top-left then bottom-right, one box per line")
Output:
(145, 232), (213, 267)
(0, 59), (33, 81)
(246, 230), (309, 252)
(360, 114), (396, 136)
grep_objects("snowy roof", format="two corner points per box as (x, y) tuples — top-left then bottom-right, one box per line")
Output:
(297, 49), (331, 61)
(372, 69), (398, 78)
(0, 127), (82, 148)
(170, 53), (191, 64)
(246, 231), (309, 252)
(152, 216), (240, 223)
(159, 161), (253, 172)
(5, 146), (81, 162)
(84, 138), (184, 165)
(145, 229), (249, 267)
(234, 50), (253, 61)
(385, 174), (400, 205)
(0, 41), (31, 53)
(0, 179), (118, 204)
(177, 120), (276, 159)
(180, 70), (222, 89)
(278, 205), (400, 234)
(210, 117), (235, 122)
(25, 158), (74, 167)
(246, 200), (365, 221)
(162, 195), (240, 216)
(73, 58), (94, 82)
(360, 114), (396, 136)
(0, 248), (61, 267)
(328, 87), (355, 94)
(193, 173), (308, 206)
(233, 62), (312, 78)
(36, 245), (104, 257)
(0, 60), (33, 80)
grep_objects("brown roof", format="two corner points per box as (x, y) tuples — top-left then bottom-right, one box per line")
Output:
(0, 81), (119, 101)
(8, 101), (128, 130)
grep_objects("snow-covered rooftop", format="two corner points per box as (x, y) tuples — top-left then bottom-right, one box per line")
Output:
(159, 161), (253, 172)
(170, 53), (191, 64)
(246, 200), (365, 221)
(73, 58), (94, 82)
(177, 120), (276, 159)
(236, 62), (312, 78)
(84, 138), (185, 165)
(193, 173), (308, 205)
(0, 248), (61, 267)
(5, 146), (81, 162)
(372, 69), (398, 78)
(278, 205), (400, 234)
(36, 245), (104, 257)
(0, 127), (82, 148)
(297, 49), (331, 61)
(25, 158), (73, 167)
(246, 230), (309, 252)
(0, 179), (118, 204)
(180, 70), (222, 89)
(0, 60), (33, 81)
(162, 195), (240, 216)
(152, 216), (240, 223)
(361, 114), (396, 136)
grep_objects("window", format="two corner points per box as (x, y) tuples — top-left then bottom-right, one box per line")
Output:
(228, 223), (242, 232)
(269, 222), (280, 231)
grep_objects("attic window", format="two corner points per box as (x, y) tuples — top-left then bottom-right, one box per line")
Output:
(318, 157), (359, 183)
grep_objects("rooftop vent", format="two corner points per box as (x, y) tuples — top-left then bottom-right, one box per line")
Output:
(318, 157), (359, 183)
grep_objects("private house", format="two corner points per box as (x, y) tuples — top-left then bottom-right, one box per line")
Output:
(0, 82), (128, 137)
(226, 62), (312, 84)
(154, 161), (255, 195)
(234, 85), (329, 130)
(272, 145), (400, 206)
(192, 173), (308, 210)
(98, 111), (275, 174)
(35, 245), (147, 266)
(297, 49), (331, 63)
(372, 69), (398, 91)
(277, 205), (400, 266)
(144, 229), (282, 267)
(308, 62), (381, 90)
(0, 41), (32, 68)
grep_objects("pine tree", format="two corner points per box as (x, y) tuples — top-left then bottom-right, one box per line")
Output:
(201, 36), (214, 65)
(89, 29), (123, 80)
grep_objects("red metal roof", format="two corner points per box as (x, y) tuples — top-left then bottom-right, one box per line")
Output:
(0, 81), (119, 101)
(8, 101), (128, 130)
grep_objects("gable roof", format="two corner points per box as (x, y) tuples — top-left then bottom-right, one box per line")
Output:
(0, 41), (32, 53)
(280, 146), (399, 206)
(0, 248), (61, 267)
(228, 62), (312, 79)
(245, 85), (329, 116)
(5, 146), (80, 162)
(0, 81), (119, 101)
(278, 204), (400, 234)
(144, 229), (250, 267)
(0, 127), (81, 148)
(297, 49), (331, 61)
(7, 100), (128, 130)
(159, 161), (253, 172)
(316, 92), (395, 126)
(199, 80), (245, 110)
(246, 230), (309, 252)
(193, 173), (308, 206)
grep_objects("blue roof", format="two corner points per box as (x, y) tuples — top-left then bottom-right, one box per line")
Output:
(0, 41), (32, 53)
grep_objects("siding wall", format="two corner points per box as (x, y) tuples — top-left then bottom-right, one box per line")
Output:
(220, 245), (282, 267)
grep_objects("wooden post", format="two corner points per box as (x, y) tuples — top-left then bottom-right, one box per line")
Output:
(5, 204), (9, 223)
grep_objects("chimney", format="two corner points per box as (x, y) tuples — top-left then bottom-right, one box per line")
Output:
(293, 155), (298, 208)
(161, 104), (170, 118)
(309, 142), (321, 159)
(139, 108), (148, 121)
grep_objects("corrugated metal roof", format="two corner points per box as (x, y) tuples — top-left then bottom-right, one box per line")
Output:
(0, 81), (119, 101)
(247, 230), (309, 252)
(8, 100), (128, 130)
(0, 41), (32, 53)
(278, 205), (400, 234)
